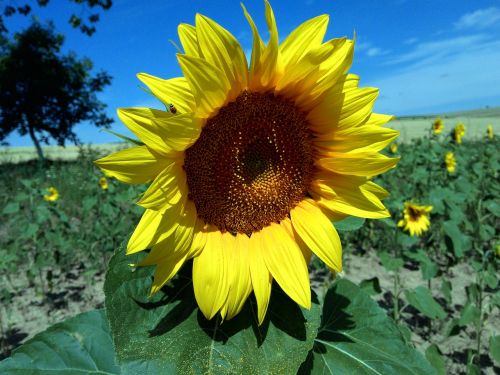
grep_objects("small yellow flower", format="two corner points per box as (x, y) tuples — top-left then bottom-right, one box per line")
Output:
(43, 187), (59, 202)
(99, 177), (109, 190)
(444, 151), (456, 173)
(487, 124), (494, 140)
(389, 143), (398, 153)
(397, 202), (432, 237)
(432, 117), (444, 134)
(453, 123), (465, 144)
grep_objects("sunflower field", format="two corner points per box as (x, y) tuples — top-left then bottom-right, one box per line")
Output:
(0, 119), (498, 374)
(1, 1), (500, 374)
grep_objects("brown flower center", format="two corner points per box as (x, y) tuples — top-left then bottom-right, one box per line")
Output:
(184, 91), (314, 235)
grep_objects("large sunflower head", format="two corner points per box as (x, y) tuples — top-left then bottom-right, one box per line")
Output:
(95, 1), (399, 324)
(397, 202), (432, 237)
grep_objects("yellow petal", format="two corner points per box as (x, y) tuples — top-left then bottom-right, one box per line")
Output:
(225, 234), (253, 320)
(296, 38), (354, 109)
(178, 23), (201, 58)
(192, 229), (229, 320)
(365, 113), (395, 127)
(259, 0), (280, 88)
(138, 201), (197, 266)
(187, 219), (209, 259)
(136, 74), (194, 113)
(315, 125), (399, 153)
(94, 146), (168, 184)
(195, 14), (248, 97)
(241, 3), (265, 89)
(149, 251), (188, 295)
(117, 108), (200, 154)
(261, 223), (311, 309)
(279, 14), (329, 69)
(362, 181), (390, 200)
(311, 173), (390, 219)
(137, 161), (187, 211)
(127, 203), (184, 254)
(291, 199), (342, 272)
(248, 230), (272, 325)
(317, 152), (399, 177)
(177, 54), (230, 118)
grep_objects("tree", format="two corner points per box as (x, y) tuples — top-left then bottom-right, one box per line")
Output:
(1, 0), (112, 36)
(0, 21), (112, 161)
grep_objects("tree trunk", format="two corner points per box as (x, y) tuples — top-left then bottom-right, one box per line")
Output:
(28, 125), (45, 163)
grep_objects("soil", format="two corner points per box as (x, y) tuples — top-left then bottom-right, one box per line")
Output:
(1, 252), (499, 375)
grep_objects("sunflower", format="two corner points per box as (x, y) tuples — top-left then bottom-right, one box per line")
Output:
(487, 124), (494, 140)
(453, 122), (465, 144)
(444, 151), (456, 173)
(43, 187), (59, 202)
(432, 117), (444, 135)
(397, 202), (432, 237)
(99, 177), (109, 190)
(95, 1), (399, 324)
(389, 143), (398, 154)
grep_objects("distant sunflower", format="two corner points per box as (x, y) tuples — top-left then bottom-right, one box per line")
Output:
(487, 124), (494, 140)
(389, 143), (398, 153)
(444, 151), (456, 174)
(99, 177), (109, 190)
(432, 117), (444, 135)
(397, 202), (432, 237)
(453, 123), (465, 144)
(43, 187), (59, 202)
(95, 1), (399, 323)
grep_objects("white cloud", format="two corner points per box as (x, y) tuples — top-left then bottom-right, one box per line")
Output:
(384, 34), (488, 66)
(366, 47), (389, 57)
(404, 37), (418, 45)
(368, 35), (500, 114)
(454, 7), (500, 29)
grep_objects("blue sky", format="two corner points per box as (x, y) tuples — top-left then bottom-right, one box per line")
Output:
(4, 0), (500, 146)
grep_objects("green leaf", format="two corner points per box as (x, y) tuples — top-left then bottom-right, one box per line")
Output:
(404, 286), (446, 320)
(425, 344), (446, 375)
(379, 252), (404, 272)
(359, 277), (382, 296)
(490, 335), (500, 364)
(458, 303), (481, 326)
(0, 310), (119, 374)
(442, 220), (470, 257)
(334, 216), (365, 232)
(484, 200), (500, 217)
(104, 247), (320, 375)
(300, 279), (436, 375)
(484, 265), (498, 289)
(441, 280), (452, 304)
(2, 202), (20, 214)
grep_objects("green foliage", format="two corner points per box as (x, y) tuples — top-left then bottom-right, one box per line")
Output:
(104, 246), (321, 375)
(425, 344), (446, 375)
(404, 286), (446, 320)
(0, 310), (119, 374)
(300, 279), (436, 375)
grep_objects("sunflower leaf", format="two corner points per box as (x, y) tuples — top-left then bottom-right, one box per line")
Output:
(0, 310), (120, 374)
(298, 279), (436, 375)
(334, 216), (365, 231)
(104, 246), (321, 375)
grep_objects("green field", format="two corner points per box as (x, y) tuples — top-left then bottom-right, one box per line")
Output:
(390, 106), (500, 142)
